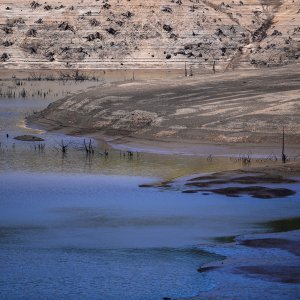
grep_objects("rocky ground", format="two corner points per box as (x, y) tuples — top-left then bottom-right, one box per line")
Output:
(28, 65), (300, 146)
(0, 0), (299, 72)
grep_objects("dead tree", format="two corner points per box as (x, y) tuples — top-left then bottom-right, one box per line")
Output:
(61, 140), (68, 154)
(104, 149), (108, 158)
(84, 139), (94, 155)
(53, 140), (69, 156)
(282, 126), (287, 163)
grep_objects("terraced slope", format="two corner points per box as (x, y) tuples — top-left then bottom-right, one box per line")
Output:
(0, 0), (299, 71)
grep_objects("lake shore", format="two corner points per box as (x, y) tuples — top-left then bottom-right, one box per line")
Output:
(21, 65), (300, 299)
(1, 0), (300, 296)
(28, 65), (300, 151)
(182, 164), (300, 299)
(189, 228), (300, 300)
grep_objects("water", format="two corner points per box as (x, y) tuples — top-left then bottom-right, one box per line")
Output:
(0, 80), (299, 299)
(1, 173), (300, 299)
(0, 85), (271, 179)
(0, 174), (222, 300)
(0, 246), (217, 300)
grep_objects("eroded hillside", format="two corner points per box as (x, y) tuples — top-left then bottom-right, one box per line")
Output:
(0, 0), (299, 71)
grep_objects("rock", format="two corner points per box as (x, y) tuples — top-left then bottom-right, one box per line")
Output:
(163, 24), (172, 32)
(106, 27), (117, 35)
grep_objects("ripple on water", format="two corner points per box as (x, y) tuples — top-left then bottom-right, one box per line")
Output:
(0, 245), (221, 300)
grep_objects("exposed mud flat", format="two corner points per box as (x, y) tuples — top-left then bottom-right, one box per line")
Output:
(139, 162), (300, 199)
(190, 229), (300, 300)
(29, 65), (300, 146)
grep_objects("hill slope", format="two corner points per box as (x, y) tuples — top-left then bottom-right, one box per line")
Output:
(0, 0), (299, 71)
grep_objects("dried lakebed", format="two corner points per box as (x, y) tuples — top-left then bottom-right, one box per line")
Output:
(29, 65), (300, 145)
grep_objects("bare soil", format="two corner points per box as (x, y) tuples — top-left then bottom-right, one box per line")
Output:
(0, 0), (299, 71)
(28, 65), (300, 147)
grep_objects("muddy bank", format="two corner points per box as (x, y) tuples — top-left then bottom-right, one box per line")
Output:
(162, 164), (300, 298)
(140, 162), (300, 199)
(188, 229), (300, 300)
(28, 65), (300, 147)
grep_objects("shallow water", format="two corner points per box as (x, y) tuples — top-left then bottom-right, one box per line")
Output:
(0, 81), (299, 299)
(0, 174), (221, 300)
(0, 95), (277, 179)
(1, 173), (300, 299)
(0, 246), (217, 300)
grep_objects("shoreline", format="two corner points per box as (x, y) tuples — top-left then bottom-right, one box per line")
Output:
(0, 68), (186, 81)
(12, 66), (300, 298)
(11, 133), (300, 300)
(27, 64), (300, 148)
(26, 112), (300, 299)
(26, 117), (300, 159)
(104, 134), (300, 157)
(1, 0), (300, 296)
(189, 228), (300, 300)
